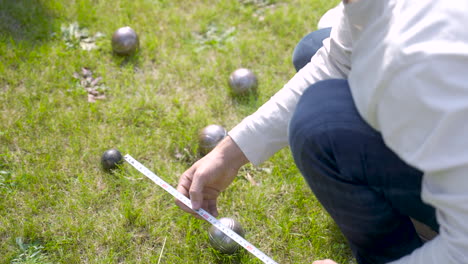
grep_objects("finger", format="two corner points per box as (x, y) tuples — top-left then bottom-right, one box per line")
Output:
(189, 173), (206, 210)
(312, 260), (337, 264)
(175, 185), (195, 214)
(176, 170), (196, 213)
(207, 199), (218, 217)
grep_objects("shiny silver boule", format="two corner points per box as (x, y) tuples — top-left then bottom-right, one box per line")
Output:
(111, 26), (139, 55)
(228, 68), (258, 95)
(198, 124), (227, 155)
(209, 217), (245, 254)
(101, 148), (123, 171)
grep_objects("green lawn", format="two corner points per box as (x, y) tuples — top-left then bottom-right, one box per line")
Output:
(0, 0), (355, 263)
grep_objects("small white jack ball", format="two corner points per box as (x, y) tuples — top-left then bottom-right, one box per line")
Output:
(209, 217), (245, 254)
(228, 68), (258, 95)
(111, 26), (139, 55)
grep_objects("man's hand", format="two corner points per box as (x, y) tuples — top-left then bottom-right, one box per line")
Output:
(176, 136), (249, 217)
(313, 260), (338, 264)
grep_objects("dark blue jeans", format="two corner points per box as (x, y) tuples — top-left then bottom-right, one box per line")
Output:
(292, 27), (332, 72)
(288, 31), (438, 264)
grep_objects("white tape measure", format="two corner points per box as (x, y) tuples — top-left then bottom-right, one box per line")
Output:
(124, 154), (278, 264)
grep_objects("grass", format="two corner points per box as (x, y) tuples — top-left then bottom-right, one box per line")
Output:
(0, 0), (355, 263)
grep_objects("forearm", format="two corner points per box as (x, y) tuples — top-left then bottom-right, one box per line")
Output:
(214, 135), (249, 169)
(230, 16), (352, 165)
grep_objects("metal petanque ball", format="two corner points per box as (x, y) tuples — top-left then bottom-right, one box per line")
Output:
(111, 26), (139, 55)
(209, 217), (245, 254)
(101, 148), (123, 171)
(198, 124), (227, 155)
(228, 68), (258, 95)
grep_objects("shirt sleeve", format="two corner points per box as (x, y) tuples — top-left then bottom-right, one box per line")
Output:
(378, 29), (468, 264)
(317, 2), (344, 30)
(229, 11), (352, 166)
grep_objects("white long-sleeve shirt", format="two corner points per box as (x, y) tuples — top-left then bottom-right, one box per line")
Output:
(229, 1), (468, 263)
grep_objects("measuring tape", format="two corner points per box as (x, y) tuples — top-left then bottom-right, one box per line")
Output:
(124, 154), (278, 264)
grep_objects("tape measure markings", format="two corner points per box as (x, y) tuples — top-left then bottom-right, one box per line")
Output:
(123, 154), (278, 264)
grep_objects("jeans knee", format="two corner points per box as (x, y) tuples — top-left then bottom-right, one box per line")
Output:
(292, 27), (332, 71)
(288, 86), (313, 161)
(288, 79), (349, 153)
(289, 108), (319, 158)
(288, 79), (356, 176)
(288, 85), (331, 170)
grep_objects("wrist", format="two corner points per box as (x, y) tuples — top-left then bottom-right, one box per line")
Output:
(214, 136), (249, 169)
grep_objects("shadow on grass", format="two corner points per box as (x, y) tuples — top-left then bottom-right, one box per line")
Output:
(229, 89), (259, 105)
(211, 248), (244, 264)
(113, 52), (142, 69)
(0, 0), (55, 45)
